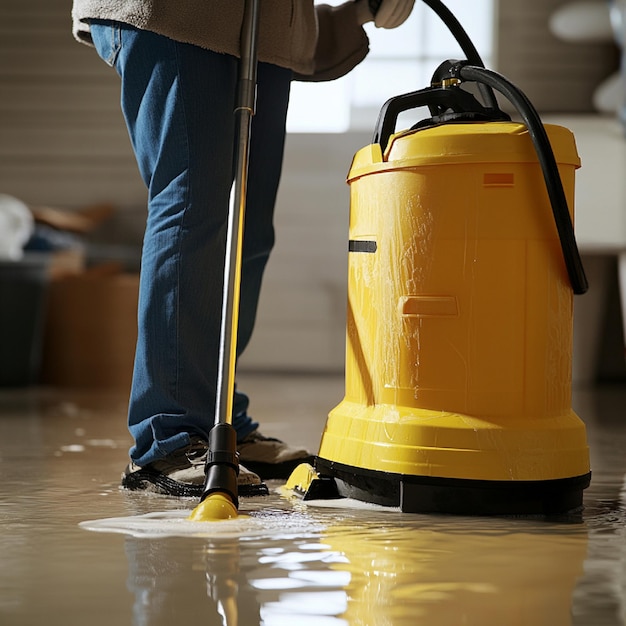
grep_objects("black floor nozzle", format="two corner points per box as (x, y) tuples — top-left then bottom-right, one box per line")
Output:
(200, 423), (239, 508)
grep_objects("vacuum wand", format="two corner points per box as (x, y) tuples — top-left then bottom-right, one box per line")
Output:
(189, 0), (260, 521)
(215, 0), (260, 426)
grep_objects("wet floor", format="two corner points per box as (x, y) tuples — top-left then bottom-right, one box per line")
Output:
(1, 374), (626, 626)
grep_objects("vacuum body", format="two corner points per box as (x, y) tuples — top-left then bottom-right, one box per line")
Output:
(315, 121), (591, 515)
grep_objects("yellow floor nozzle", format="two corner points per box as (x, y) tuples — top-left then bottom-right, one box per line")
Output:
(284, 463), (318, 496)
(187, 492), (238, 522)
(283, 462), (341, 501)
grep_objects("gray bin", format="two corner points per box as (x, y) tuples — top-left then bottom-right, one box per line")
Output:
(0, 254), (49, 386)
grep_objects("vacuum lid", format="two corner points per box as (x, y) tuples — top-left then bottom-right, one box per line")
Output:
(347, 122), (581, 181)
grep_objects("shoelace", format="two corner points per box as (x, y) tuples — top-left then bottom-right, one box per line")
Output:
(183, 438), (209, 462)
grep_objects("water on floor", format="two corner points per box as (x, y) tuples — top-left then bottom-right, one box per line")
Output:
(1, 374), (626, 626)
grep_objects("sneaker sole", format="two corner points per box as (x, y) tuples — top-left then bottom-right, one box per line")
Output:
(121, 469), (269, 498)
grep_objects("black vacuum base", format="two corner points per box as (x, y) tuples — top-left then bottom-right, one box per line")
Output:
(314, 458), (591, 517)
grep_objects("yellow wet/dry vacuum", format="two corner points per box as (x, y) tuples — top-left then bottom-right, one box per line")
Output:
(290, 0), (592, 516)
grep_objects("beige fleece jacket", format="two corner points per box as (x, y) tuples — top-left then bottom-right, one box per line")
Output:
(71, 0), (370, 81)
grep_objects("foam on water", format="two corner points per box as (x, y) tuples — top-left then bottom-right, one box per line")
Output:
(79, 492), (403, 539)
(80, 509), (318, 539)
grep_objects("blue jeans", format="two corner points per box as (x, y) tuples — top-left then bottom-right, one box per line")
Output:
(89, 22), (291, 466)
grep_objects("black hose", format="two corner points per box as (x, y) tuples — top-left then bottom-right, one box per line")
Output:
(459, 64), (588, 294)
(420, 0), (499, 110)
(421, 0), (484, 67)
(367, 0), (498, 109)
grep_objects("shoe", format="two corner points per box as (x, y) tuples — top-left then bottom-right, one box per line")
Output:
(121, 436), (269, 497)
(237, 429), (315, 480)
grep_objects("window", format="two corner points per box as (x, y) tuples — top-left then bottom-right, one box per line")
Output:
(287, 0), (495, 132)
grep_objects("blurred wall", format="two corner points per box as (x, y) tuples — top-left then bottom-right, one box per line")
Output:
(496, 0), (618, 112)
(0, 0), (621, 379)
(2, 1), (617, 208)
(0, 0), (145, 209)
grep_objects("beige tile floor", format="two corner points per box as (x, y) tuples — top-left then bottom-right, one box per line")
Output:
(1, 375), (626, 626)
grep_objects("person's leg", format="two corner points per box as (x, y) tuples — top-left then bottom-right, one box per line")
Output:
(89, 21), (311, 484)
(98, 24), (240, 466)
(89, 22), (267, 495)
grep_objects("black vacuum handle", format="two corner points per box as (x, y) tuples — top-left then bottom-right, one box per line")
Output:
(372, 77), (501, 150)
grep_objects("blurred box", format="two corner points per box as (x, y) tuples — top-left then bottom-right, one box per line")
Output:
(41, 268), (139, 389)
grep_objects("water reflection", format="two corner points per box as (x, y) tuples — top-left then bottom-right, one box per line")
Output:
(326, 523), (587, 626)
(120, 505), (589, 626)
(125, 537), (262, 625)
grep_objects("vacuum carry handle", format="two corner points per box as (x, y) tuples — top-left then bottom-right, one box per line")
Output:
(372, 82), (496, 150)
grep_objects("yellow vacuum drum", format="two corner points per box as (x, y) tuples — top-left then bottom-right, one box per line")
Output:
(316, 122), (591, 515)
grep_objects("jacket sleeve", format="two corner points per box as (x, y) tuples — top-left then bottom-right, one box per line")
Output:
(293, 2), (370, 82)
